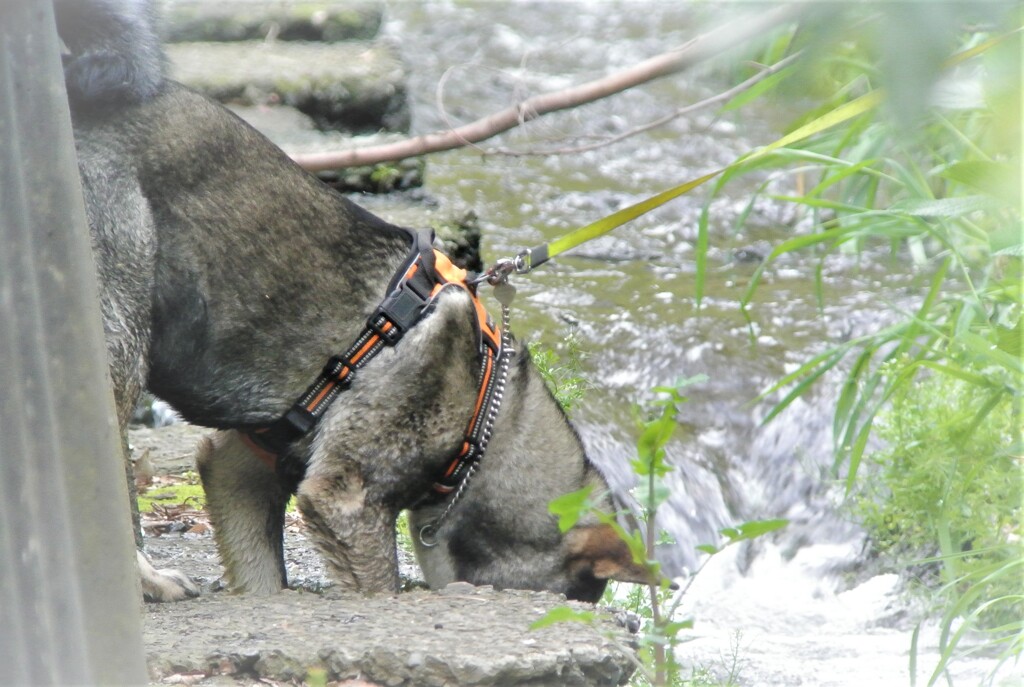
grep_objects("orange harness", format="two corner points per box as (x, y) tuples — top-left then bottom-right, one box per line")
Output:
(241, 231), (503, 499)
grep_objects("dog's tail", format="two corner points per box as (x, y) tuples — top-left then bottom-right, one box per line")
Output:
(54, 0), (165, 110)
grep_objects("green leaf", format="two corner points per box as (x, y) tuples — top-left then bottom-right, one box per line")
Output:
(719, 519), (789, 545)
(696, 544), (719, 555)
(661, 619), (695, 635)
(808, 158), (881, 197)
(768, 194), (870, 214)
(955, 330), (1024, 375)
(547, 170), (720, 263)
(909, 623), (921, 687)
(844, 417), (875, 494)
(741, 90), (884, 165)
(891, 195), (1005, 217)
(548, 486), (594, 533)
(719, 64), (796, 113)
(627, 529), (650, 566)
(939, 161), (1020, 205)
(760, 347), (847, 427)
(530, 606), (596, 630)
(834, 348), (873, 453)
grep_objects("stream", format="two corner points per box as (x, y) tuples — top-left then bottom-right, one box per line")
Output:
(372, 3), (1012, 685)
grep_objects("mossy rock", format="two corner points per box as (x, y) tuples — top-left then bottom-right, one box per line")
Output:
(168, 40), (409, 132)
(161, 1), (384, 43)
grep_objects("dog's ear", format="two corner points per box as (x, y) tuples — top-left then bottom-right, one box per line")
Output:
(565, 523), (659, 586)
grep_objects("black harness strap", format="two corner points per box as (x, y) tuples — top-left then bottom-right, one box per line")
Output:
(244, 229), (438, 460)
(242, 229), (504, 503)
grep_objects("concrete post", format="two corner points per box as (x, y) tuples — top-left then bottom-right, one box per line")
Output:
(0, 0), (148, 684)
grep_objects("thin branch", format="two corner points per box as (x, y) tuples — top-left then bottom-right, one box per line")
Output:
(290, 4), (806, 172)
(487, 52), (801, 157)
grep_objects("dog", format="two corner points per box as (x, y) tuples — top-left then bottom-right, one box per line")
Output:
(56, 0), (653, 602)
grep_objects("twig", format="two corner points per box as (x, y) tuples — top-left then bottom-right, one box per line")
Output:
(487, 52), (801, 157)
(290, 4), (806, 172)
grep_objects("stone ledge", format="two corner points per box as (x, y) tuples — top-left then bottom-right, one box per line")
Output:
(145, 585), (635, 686)
(161, 1), (383, 43)
(168, 41), (409, 132)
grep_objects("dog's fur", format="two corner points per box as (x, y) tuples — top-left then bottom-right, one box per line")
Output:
(57, 0), (652, 602)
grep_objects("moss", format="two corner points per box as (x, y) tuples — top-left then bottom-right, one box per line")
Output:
(138, 483), (206, 513)
(139, 481), (297, 513)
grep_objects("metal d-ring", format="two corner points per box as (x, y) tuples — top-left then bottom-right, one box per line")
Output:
(419, 524), (439, 548)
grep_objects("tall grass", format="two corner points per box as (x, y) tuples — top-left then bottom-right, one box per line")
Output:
(696, 5), (1021, 681)
(531, 5), (1019, 681)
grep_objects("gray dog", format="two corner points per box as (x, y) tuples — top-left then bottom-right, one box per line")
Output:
(57, 0), (652, 602)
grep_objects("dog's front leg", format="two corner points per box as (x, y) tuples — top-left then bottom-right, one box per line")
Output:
(297, 465), (399, 593)
(197, 431), (291, 594)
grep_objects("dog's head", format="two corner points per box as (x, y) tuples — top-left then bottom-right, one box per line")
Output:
(410, 467), (659, 602)
(411, 514), (658, 602)
(404, 335), (663, 601)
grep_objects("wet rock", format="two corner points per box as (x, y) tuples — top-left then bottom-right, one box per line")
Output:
(732, 246), (765, 263)
(144, 587), (635, 686)
(430, 210), (484, 273)
(167, 41), (409, 132)
(320, 153), (425, 194)
(228, 104), (424, 192)
(161, 1), (384, 43)
(352, 194), (483, 272)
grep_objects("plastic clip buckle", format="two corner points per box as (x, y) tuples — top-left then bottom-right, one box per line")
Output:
(372, 281), (432, 342)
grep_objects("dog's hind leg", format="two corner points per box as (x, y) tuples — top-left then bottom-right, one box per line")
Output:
(296, 463), (400, 593)
(197, 431), (291, 594)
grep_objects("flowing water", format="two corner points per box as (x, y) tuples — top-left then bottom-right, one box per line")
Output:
(375, 4), (1016, 684)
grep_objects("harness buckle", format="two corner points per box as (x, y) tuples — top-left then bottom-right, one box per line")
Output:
(371, 274), (434, 342)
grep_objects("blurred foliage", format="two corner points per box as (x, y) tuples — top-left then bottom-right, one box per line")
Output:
(696, 3), (1022, 682)
(532, 4), (1018, 681)
(138, 482), (205, 514)
(527, 329), (591, 416)
(857, 370), (1021, 625)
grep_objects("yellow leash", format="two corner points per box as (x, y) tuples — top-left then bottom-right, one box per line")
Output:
(510, 90), (882, 273)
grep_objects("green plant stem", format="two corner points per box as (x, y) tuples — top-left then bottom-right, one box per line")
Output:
(646, 467), (667, 686)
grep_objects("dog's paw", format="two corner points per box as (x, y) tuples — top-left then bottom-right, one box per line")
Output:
(136, 550), (201, 602)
